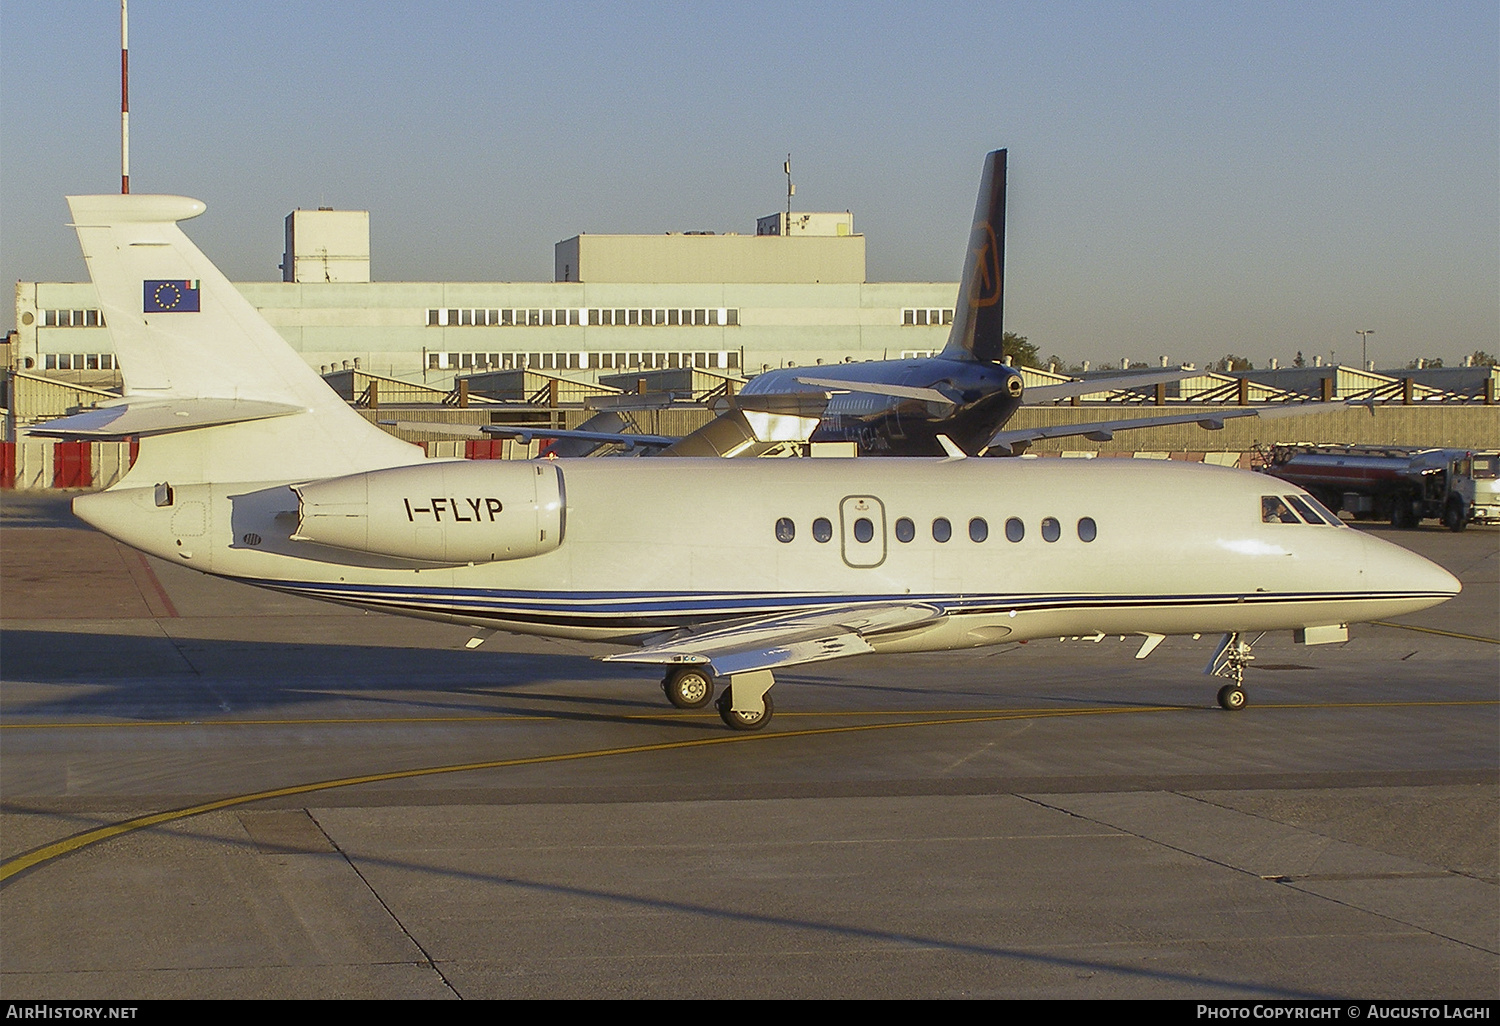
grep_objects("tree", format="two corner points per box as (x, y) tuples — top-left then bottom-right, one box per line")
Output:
(1468, 350), (1497, 367)
(1211, 355), (1254, 372)
(1001, 331), (1042, 369)
(1407, 357), (1444, 369)
(1293, 351), (1306, 368)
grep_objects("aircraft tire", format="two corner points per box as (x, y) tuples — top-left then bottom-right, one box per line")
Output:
(662, 666), (715, 710)
(1216, 684), (1247, 711)
(717, 689), (773, 731)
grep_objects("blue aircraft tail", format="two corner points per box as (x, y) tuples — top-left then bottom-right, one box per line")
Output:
(939, 149), (1006, 365)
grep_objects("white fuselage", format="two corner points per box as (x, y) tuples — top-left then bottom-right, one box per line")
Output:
(74, 456), (1459, 654)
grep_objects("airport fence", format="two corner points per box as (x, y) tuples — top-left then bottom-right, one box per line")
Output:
(0, 440), (138, 490)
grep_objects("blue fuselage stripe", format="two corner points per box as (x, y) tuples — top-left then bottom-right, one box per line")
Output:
(240, 577), (1445, 629)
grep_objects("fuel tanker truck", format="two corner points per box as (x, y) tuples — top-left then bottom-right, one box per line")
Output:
(1261, 444), (1499, 531)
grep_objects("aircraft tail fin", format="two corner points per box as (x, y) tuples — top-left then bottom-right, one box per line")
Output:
(65, 194), (423, 484)
(939, 149), (1006, 365)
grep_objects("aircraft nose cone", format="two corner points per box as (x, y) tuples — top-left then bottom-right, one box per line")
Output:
(1361, 531), (1461, 604)
(1418, 555), (1462, 598)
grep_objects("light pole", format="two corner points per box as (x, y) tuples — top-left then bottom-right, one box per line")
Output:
(1356, 329), (1375, 370)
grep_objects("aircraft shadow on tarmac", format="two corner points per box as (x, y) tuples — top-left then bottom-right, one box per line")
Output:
(0, 627), (682, 724)
(0, 626), (1222, 724)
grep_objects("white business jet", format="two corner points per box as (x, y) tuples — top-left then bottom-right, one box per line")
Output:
(40, 194), (1459, 730)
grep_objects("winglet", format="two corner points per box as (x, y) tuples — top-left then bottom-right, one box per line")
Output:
(936, 435), (968, 460)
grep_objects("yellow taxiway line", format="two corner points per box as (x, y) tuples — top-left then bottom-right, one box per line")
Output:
(1369, 620), (1499, 644)
(3, 699), (1494, 885)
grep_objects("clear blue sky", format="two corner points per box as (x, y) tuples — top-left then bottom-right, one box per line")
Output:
(2, 1), (1495, 370)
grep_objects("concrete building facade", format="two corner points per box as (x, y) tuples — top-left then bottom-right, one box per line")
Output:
(12, 206), (958, 390)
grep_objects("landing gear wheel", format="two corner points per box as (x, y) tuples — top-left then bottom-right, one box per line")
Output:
(1217, 684), (1247, 711)
(662, 666), (715, 710)
(717, 689), (773, 731)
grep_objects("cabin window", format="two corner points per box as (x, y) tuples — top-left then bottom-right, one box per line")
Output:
(1077, 517), (1097, 542)
(969, 517), (988, 542)
(1005, 517), (1024, 542)
(1261, 496), (1301, 524)
(894, 517), (915, 543)
(932, 517), (952, 543)
(812, 517), (833, 543)
(775, 518), (795, 543)
(853, 518), (875, 543)
(1041, 517), (1061, 542)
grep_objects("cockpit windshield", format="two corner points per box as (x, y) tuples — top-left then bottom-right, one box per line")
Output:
(1472, 455), (1498, 480)
(1263, 493), (1344, 526)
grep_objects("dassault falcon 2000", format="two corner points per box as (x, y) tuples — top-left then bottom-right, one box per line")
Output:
(37, 192), (1459, 730)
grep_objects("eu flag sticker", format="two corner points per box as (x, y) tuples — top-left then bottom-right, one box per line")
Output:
(144, 280), (200, 313)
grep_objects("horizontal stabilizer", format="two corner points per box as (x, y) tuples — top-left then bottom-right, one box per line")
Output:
(25, 398), (304, 440)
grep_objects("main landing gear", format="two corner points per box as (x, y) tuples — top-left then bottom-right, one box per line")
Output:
(660, 666), (776, 731)
(662, 666), (715, 709)
(1206, 631), (1260, 711)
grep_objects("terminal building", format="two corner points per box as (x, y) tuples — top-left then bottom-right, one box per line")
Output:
(11, 204), (959, 390)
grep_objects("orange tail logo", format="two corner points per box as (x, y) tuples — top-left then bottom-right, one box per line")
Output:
(969, 221), (1001, 308)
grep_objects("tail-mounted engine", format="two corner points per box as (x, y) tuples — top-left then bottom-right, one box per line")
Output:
(292, 460), (565, 564)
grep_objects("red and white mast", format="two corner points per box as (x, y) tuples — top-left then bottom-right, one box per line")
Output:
(120, 0), (129, 193)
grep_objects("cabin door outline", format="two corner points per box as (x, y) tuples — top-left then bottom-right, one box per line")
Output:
(839, 495), (887, 569)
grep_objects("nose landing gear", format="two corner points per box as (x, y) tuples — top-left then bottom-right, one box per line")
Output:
(1207, 632), (1260, 710)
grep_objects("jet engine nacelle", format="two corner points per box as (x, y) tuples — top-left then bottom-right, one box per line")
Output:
(292, 460), (565, 564)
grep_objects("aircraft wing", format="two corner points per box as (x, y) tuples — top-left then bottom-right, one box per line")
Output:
(984, 402), (1345, 455)
(602, 601), (945, 676)
(377, 418), (680, 451)
(481, 425), (680, 449)
(794, 376), (956, 407)
(1023, 369), (1194, 404)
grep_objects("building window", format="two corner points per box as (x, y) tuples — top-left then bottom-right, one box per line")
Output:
(901, 308), (954, 327)
(39, 309), (106, 328)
